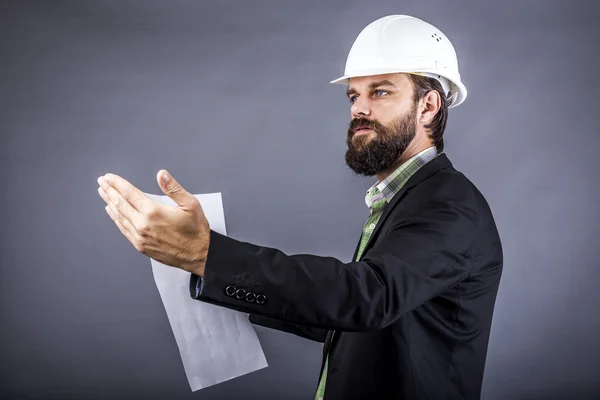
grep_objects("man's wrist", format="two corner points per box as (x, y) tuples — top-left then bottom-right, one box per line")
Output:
(190, 231), (210, 277)
(191, 259), (206, 278)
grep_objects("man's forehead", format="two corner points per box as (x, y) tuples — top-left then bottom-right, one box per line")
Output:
(347, 73), (410, 91)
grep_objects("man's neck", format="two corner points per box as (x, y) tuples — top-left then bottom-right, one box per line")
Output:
(375, 144), (434, 183)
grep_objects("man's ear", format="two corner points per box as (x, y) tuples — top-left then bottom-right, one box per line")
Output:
(419, 90), (441, 125)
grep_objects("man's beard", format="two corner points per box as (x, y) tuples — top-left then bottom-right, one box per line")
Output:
(345, 106), (417, 176)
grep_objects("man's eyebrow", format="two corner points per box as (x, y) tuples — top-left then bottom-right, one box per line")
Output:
(368, 80), (396, 89)
(346, 80), (397, 97)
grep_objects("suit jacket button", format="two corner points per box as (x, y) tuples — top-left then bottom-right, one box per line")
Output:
(255, 294), (267, 304)
(235, 289), (246, 299)
(224, 285), (236, 297)
(245, 292), (256, 302)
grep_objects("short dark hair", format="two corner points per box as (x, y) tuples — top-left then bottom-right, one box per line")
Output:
(406, 74), (449, 153)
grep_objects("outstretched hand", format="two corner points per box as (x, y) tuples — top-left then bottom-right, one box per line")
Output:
(97, 169), (210, 277)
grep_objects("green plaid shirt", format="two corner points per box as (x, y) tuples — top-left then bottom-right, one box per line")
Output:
(315, 146), (439, 400)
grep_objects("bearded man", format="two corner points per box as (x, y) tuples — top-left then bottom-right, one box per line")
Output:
(98, 15), (503, 400)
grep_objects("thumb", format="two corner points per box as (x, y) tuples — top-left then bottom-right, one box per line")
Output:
(157, 170), (194, 209)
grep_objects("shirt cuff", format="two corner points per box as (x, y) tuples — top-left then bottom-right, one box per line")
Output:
(196, 275), (203, 297)
(189, 273), (203, 299)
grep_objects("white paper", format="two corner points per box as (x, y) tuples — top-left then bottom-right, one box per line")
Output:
(145, 192), (268, 391)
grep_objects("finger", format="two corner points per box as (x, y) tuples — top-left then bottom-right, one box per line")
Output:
(157, 169), (196, 210)
(98, 186), (110, 204)
(99, 174), (152, 213)
(105, 205), (141, 250)
(101, 183), (145, 232)
(108, 202), (141, 241)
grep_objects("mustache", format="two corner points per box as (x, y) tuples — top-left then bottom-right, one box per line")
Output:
(348, 118), (385, 134)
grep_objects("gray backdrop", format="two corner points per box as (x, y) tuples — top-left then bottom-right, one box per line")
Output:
(2, 0), (599, 399)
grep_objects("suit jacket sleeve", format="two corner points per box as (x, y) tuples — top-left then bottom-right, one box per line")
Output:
(248, 314), (329, 343)
(190, 268), (328, 342)
(189, 185), (478, 331)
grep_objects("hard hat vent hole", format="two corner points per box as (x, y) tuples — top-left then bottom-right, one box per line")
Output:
(431, 33), (442, 42)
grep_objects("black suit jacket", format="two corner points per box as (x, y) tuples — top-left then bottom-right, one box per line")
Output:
(190, 153), (503, 399)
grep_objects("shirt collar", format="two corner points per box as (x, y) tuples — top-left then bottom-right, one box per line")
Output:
(365, 146), (439, 208)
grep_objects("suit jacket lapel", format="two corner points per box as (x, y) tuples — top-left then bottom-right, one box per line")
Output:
(360, 153), (452, 262)
(351, 234), (362, 262)
(323, 330), (334, 359)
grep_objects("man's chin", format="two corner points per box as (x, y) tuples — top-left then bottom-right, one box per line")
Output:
(349, 137), (375, 153)
(345, 150), (402, 177)
(345, 155), (380, 177)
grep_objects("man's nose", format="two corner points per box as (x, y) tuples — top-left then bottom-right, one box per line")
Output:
(351, 96), (372, 118)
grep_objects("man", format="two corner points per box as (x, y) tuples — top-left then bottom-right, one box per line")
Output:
(97, 15), (502, 399)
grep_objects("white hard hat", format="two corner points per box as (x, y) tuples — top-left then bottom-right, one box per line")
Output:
(331, 15), (467, 108)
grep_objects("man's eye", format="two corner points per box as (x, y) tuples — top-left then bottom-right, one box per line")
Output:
(375, 90), (389, 97)
(349, 95), (358, 104)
